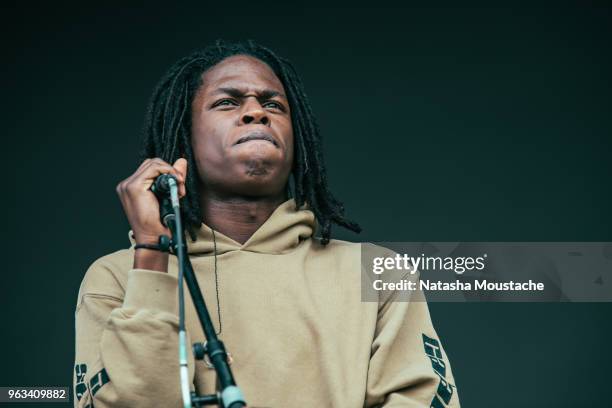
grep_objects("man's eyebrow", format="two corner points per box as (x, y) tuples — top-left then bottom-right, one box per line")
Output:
(211, 87), (286, 99)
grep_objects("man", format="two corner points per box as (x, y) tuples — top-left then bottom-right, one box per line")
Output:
(73, 40), (460, 407)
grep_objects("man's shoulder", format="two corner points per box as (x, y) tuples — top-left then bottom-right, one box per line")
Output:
(308, 237), (392, 265)
(77, 248), (134, 301)
(310, 237), (360, 253)
(311, 237), (390, 255)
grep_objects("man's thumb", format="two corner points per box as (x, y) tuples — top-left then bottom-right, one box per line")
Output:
(173, 158), (188, 179)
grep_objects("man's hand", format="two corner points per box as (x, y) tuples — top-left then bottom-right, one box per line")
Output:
(116, 158), (187, 272)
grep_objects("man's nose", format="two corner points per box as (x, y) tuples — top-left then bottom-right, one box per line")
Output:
(240, 99), (270, 126)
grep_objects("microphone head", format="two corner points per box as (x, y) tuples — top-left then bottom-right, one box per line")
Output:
(151, 174), (177, 198)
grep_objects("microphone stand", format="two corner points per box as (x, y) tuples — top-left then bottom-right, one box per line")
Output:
(153, 175), (246, 408)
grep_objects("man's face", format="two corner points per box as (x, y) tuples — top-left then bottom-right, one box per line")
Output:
(191, 55), (294, 198)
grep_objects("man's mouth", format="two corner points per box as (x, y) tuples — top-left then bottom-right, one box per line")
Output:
(235, 131), (278, 147)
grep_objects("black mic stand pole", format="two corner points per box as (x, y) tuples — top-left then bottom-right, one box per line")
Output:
(153, 175), (246, 408)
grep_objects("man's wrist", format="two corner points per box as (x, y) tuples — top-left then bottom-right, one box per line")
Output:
(133, 248), (169, 273)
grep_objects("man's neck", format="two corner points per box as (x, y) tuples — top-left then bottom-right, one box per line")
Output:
(200, 192), (286, 244)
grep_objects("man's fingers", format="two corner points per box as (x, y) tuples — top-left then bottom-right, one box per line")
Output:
(126, 157), (187, 197)
(144, 160), (179, 179)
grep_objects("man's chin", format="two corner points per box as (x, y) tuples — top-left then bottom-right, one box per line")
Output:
(228, 169), (289, 197)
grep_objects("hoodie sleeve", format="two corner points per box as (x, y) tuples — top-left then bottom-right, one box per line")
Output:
(365, 281), (461, 408)
(73, 259), (195, 408)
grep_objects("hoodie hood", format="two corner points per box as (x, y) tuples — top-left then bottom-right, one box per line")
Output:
(129, 199), (316, 255)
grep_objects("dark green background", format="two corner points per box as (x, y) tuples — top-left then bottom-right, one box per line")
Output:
(3, 4), (611, 407)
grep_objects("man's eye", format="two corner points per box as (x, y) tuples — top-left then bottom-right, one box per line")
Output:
(214, 99), (238, 107)
(264, 101), (284, 111)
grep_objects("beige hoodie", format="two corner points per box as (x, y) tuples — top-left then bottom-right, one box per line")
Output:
(73, 199), (460, 407)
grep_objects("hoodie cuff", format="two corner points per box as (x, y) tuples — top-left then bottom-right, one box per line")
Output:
(123, 269), (178, 315)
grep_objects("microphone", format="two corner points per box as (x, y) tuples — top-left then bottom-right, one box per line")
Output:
(151, 174), (177, 199)
(151, 174), (179, 227)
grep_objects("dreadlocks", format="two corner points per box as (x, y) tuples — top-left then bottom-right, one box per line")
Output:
(140, 39), (361, 245)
